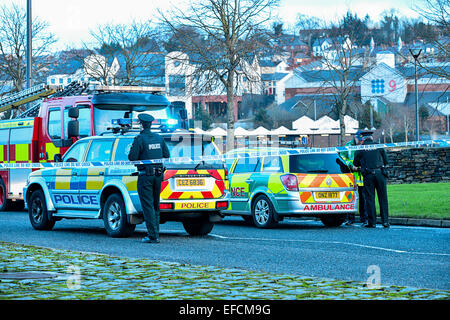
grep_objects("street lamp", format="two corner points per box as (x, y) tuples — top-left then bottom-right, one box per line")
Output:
(26, 0), (32, 89)
(409, 48), (422, 141)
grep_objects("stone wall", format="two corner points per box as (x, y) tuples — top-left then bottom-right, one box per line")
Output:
(386, 147), (450, 184)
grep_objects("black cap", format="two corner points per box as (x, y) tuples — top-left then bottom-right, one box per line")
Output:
(138, 113), (155, 123)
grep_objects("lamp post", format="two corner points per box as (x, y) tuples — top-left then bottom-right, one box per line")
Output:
(409, 48), (422, 141)
(26, 0), (32, 89)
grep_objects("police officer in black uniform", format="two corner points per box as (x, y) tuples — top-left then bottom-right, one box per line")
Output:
(128, 114), (170, 243)
(353, 131), (390, 228)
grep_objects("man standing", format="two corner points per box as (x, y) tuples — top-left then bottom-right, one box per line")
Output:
(353, 132), (390, 228)
(128, 114), (170, 243)
(341, 130), (366, 225)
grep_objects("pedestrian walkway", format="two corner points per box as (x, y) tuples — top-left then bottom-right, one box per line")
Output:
(0, 241), (448, 300)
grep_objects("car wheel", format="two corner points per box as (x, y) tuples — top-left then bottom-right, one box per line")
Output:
(320, 215), (346, 227)
(252, 194), (277, 228)
(0, 178), (11, 212)
(182, 220), (214, 236)
(28, 189), (55, 230)
(103, 193), (136, 238)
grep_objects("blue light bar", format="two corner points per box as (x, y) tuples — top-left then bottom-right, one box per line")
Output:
(167, 118), (178, 126)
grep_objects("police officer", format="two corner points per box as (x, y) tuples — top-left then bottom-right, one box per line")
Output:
(341, 130), (367, 225)
(128, 114), (170, 243)
(353, 131), (390, 228)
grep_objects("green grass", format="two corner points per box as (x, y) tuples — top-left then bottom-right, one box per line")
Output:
(374, 182), (450, 220)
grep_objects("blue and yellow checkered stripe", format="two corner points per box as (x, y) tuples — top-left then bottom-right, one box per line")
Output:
(41, 168), (106, 190)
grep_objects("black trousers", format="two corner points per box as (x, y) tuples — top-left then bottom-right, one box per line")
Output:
(137, 174), (163, 240)
(363, 169), (389, 226)
(348, 185), (367, 223)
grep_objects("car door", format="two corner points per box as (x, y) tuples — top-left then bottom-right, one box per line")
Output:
(51, 140), (89, 210)
(229, 154), (261, 213)
(259, 155), (285, 198)
(78, 139), (115, 210)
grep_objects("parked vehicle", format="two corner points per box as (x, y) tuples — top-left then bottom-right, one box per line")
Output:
(224, 148), (357, 228)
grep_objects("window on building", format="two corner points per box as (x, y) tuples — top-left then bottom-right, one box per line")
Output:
(169, 75), (185, 96)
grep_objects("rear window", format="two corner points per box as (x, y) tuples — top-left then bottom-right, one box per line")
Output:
(289, 153), (350, 174)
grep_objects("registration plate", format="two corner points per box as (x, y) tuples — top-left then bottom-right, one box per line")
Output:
(316, 191), (340, 199)
(176, 178), (205, 187)
(174, 202), (215, 210)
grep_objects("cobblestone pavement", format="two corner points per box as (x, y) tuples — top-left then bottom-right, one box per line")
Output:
(0, 241), (449, 300)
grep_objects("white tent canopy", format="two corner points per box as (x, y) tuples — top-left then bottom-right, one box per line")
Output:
(198, 115), (359, 137)
(249, 126), (271, 136)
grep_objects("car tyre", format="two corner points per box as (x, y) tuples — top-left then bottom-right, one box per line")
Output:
(103, 193), (136, 238)
(252, 194), (277, 228)
(183, 220), (214, 236)
(320, 215), (346, 227)
(28, 189), (55, 230)
(0, 178), (11, 212)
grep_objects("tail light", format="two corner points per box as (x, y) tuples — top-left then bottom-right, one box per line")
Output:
(160, 203), (173, 210)
(215, 200), (228, 209)
(280, 174), (298, 191)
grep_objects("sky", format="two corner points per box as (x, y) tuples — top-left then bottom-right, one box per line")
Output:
(9, 0), (421, 51)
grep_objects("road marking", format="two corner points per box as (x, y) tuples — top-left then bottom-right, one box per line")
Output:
(209, 234), (450, 257)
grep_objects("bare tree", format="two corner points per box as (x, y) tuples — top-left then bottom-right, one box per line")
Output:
(159, 0), (279, 152)
(87, 20), (163, 85)
(0, 3), (56, 93)
(313, 17), (374, 145)
(413, 0), (449, 79)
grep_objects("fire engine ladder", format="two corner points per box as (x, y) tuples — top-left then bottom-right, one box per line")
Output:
(0, 84), (57, 115)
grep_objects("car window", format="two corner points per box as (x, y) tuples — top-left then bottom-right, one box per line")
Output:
(48, 108), (61, 139)
(85, 140), (114, 162)
(114, 138), (134, 161)
(262, 156), (283, 173)
(225, 158), (235, 171)
(63, 141), (89, 162)
(289, 153), (351, 174)
(233, 155), (260, 173)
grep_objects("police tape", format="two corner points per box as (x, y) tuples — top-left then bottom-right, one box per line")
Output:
(0, 139), (448, 169)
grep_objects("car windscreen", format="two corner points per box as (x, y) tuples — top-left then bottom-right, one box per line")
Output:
(289, 153), (350, 174)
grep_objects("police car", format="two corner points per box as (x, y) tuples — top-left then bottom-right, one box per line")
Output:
(24, 130), (229, 237)
(224, 148), (357, 228)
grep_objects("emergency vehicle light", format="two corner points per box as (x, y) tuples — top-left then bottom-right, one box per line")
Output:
(167, 119), (178, 126)
(94, 85), (166, 94)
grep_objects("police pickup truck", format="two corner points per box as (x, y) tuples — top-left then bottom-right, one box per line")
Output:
(24, 127), (229, 237)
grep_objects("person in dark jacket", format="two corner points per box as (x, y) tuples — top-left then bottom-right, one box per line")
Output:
(128, 113), (170, 243)
(353, 132), (390, 228)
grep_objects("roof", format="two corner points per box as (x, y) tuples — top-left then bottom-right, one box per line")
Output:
(270, 93), (362, 122)
(261, 73), (289, 81)
(295, 67), (364, 83)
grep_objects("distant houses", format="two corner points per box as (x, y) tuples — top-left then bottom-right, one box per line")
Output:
(2, 31), (447, 141)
